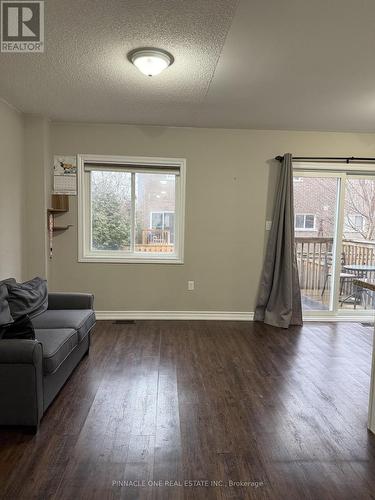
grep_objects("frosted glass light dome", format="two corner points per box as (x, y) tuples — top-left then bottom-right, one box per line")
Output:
(129, 48), (174, 77)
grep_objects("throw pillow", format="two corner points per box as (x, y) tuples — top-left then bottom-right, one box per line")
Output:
(6, 277), (48, 320)
(0, 315), (35, 340)
(0, 277), (16, 287)
(0, 284), (13, 327)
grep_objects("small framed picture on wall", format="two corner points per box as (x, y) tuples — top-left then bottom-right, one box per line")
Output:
(53, 155), (77, 195)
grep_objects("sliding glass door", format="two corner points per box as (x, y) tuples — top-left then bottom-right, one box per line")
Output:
(293, 173), (342, 312)
(293, 166), (375, 317)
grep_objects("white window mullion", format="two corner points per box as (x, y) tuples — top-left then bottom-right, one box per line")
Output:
(130, 172), (136, 254)
(88, 172), (92, 251)
(331, 174), (346, 313)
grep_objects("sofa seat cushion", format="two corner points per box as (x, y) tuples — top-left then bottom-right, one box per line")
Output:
(36, 328), (78, 374)
(32, 310), (95, 342)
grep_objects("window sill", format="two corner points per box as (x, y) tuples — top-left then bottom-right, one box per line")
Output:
(78, 253), (184, 264)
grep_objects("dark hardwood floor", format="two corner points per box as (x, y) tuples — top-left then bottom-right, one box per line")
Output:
(1, 320), (375, 499)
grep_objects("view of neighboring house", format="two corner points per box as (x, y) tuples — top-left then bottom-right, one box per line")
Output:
(136, 173), (175, 248)
(294, 176), (375, 241)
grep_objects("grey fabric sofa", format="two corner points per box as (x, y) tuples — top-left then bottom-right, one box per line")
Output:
(0, 292), (95, 432)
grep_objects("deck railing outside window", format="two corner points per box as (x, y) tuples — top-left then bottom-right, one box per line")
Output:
(295, 237), (375, 307)
(135, 229), (174, 253)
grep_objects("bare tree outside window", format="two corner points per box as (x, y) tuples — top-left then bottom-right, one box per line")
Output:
(344, 179), (375, 240)
(295, 177), (375, 240)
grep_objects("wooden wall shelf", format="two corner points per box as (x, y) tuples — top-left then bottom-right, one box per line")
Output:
(48, 208), (68, 214)
(53, 225), (73, 232)
(47, 195), (71, 258)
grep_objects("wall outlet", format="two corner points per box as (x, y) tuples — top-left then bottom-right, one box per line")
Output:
(265, 220), (272, 231)
(187, 280), (195, 291)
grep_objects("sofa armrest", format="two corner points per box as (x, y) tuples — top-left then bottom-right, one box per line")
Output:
(0, 339), (42, 364)
(0, 340), (43, 428)
(48, 292), (94, 310)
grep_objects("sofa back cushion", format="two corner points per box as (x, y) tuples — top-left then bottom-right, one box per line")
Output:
(6, 277), (48, 320)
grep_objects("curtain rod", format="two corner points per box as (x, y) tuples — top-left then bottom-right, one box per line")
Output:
(275, 155), (375, 163)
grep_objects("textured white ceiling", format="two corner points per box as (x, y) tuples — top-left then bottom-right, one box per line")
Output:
(0, 0), (238, 125)
(1, 0), (375, 131)
(202, 0), (375, 131)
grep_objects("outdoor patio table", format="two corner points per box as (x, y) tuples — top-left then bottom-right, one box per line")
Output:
(343, 264), (375, 274)
(341, 264), (375, 308)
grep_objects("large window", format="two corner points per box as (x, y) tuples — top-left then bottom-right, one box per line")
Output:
(78, 155), (186, 263)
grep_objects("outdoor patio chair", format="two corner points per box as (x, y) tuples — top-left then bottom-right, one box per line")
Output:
(321, 252), (355, 297)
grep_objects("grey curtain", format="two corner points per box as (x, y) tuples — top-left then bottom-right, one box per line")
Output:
(254, 153), (302, 328)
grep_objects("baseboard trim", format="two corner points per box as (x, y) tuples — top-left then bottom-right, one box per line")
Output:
(303, 314), (374, 323)
(96, 310), (254, 321)
(95, 310), (372, 323)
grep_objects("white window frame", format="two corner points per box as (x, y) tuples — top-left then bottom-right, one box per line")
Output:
(294, 213), (316, 231)
(77, 154), (186, 264)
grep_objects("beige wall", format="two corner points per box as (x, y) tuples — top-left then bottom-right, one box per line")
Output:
(0, 107), (51, 283)
(23, 115), (51, 280)
(0, 100), (24, 281)
(50, 122), (375, 312)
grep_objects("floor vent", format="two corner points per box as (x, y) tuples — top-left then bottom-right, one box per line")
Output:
(113, 320), (136, 325)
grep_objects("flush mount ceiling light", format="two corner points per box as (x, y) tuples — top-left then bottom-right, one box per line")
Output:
(128, 48), (174, 77)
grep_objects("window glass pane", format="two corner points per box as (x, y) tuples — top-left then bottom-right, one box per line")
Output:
(295, 214), (304, 228)
(354, 215), (363, 229)
(91, 171), (131, 251)
(151, 212), (163, 229)
(345, 214), (364, 231)
(294, 175), (339, 312)
(305, 215), (315, 229)
(342, 177), (375, 310)
(343, 180), (375, 240)
(135, 173), (176, 254)
(164, 212), (175, 243)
